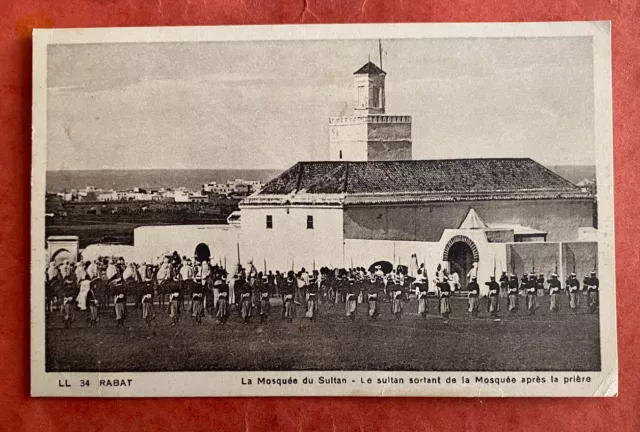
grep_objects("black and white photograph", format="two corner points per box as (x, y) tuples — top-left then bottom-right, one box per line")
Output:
(31, 23), (616, 397)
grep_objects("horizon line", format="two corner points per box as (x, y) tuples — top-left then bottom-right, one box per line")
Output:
(46, 162), (596, 172)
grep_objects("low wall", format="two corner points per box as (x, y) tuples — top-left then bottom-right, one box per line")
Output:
(81, 244), (136, 263)
(507, 243), (562, 278)
(563, 242), (598, 280)
(134, 225), (240, 266)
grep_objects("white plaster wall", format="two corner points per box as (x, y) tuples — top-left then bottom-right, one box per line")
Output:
(239, 206), (344, 272)
(329, 122), (368, 161)
(81, 244), (136, 263)
(134, 225), (240, 266)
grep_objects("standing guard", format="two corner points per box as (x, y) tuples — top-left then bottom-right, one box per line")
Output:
(519, 274), (528, 297)
(526, 273), (538, 316)
(216, 275), (230, 324)
(507, 274), (519, 314)
(168, 289), (181, 326)
(86, 282), (99, 328)
(180, 259), (195, 312)
(548, 273), (561, 313)
(61, 282), (76, 328)
(141, 277), (155, 327)
(396, 271), (406, 303)
(415, 270), (428, 319)
(467, 276), (480, 318)
(367, 278), (380, 320)
(536, 273), (545, 297)
(191, 282), (204, 325)
(156, 256), (172, 308)
(585, 270), (599, 314)
(486, 276), (500, 318)
(345, 273), (357, 321)
(283, 271), (297, 323)
(240, 276), (253, 324)
(259, 274), (271, 323)
(437, 276), (452, 322)
(114, 292), (126, 326)
(499, 271), (508, 298)
(391, 279), (404, 320)
(567, 273), (580, 312)
(200, 259), (213, 315)
(305, 273), (319, 321)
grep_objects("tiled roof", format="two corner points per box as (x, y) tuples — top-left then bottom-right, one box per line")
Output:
(247, 159), (591, 206)
(353, 61), (385, 75)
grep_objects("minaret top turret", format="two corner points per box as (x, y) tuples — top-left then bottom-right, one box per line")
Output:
(353, 61), (386, 115)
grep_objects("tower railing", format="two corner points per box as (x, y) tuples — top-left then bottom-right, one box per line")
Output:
(329, 115), (412, 125)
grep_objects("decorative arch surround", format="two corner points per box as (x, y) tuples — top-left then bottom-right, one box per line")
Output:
(51, 248), (71, 263)
(442, 235), (480, 262)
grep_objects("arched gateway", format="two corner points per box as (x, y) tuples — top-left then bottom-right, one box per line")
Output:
(442, 235), (479, 290)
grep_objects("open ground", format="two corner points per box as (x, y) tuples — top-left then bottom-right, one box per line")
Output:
(45, 295), (600, 372)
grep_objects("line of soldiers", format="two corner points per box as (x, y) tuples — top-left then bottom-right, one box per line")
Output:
(467, 270), (600, 319)
(45, 254), (600, 329)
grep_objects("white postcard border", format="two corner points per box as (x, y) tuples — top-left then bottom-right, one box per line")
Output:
(31, 21), (616, 397)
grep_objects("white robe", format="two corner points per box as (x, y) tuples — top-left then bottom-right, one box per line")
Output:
(75, 266), (87, 282)
(122, 266), (137, 281)
(47, 265), (58, 282)
(87, 263), (98, 279)
(76, 280), (91, 310)
(156, 263), (171, 282)
(180, 265), (194, 281)
(106, 264), (118, 281)
(138, 264), (148, 282)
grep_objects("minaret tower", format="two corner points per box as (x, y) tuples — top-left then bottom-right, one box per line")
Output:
(329, 61), (412, 161)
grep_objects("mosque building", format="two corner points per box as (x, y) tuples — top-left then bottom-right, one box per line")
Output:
(133, 60), (598, 294)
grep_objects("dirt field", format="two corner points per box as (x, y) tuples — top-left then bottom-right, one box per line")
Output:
(45, 295), (600, 372)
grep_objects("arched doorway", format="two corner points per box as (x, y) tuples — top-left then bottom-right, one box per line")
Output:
(194, 243), (211, 263)
(51, 248), (73, 265)
(442, 235), (479, 290)
(447, 242), (474, 289)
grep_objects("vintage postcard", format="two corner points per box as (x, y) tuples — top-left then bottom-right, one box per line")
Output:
(31, 22), (616, 397)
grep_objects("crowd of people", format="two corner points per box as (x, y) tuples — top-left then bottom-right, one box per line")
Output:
(44, 252), (600, 329)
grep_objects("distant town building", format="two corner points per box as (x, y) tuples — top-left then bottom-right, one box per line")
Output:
(203, 179), (263, 196)
(174, 190), (209, 203)
(97, 191), (119, 202)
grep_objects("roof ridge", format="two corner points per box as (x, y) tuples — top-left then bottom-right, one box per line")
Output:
(525, 158), (580, 190)
(257, 159), (587, 199)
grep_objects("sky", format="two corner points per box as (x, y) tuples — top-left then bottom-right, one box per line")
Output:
(46, 37), (595, 170)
